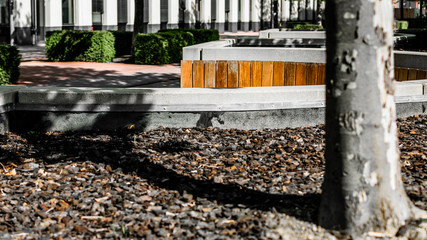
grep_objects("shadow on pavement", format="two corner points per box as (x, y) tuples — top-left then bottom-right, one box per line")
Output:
(18, 65), (181, 88)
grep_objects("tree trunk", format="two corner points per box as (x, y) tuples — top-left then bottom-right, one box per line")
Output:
(319, 0), (424, 236)
(132, 0), (145, 56)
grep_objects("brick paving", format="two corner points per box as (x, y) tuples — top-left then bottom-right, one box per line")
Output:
(15, 31), (259, 88)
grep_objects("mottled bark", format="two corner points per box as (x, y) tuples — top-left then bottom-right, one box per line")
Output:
(319, 0), (423, 236)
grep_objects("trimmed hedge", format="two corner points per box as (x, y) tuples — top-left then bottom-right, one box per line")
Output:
(157, 31), (194, 63)
(158, 28), (219, 44)
(46, 30), (115, 62)
(111, 31), (133, 56)
(134, 33), (170, 65)
(397, 21), (409, 30)
(286, 22), (323, 30)
(0, 45), (20, 85)
(134, 30), (197, 65)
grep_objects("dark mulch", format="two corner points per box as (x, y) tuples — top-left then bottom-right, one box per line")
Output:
(0, 115), (425, 239)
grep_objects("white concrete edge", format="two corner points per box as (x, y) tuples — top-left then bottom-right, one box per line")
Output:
(11, 81), (426, 107)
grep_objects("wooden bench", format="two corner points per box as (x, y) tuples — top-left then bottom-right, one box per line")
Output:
(181, 60), (427, 88)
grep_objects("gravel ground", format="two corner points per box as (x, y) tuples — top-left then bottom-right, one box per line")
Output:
(0, 115), (426, 239)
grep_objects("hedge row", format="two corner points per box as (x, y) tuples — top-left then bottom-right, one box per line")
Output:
(45, 28), (219, 64)
(285, 22), (323, 30)
(0, 45), (20, 85)
(134, 31), (194, 65)
(134, 29), (218, 65)
(158, 28), (220, 44)
(46, 30), (115, 62)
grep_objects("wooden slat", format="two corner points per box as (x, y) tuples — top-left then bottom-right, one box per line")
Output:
(284, 62), (296, 86)
(239, 61), (251, 87)
(316, 64), (326, 85)
(181, 60), (193, 88)
(408, 69), (418, 80)
(273, 62), (285, 86)
(227, 61), (239, 88)
(416, 70), (427, 80)
(192, 60), (204, 88)
(306, 63), (318, 85)
(398, 68), (409, 81)
(262, 61), (274, 87)
(216, 61), (228, 88)
(251, 61), (263, 87)
(295, 63), (307, 85)
(204, 61), (216, 88)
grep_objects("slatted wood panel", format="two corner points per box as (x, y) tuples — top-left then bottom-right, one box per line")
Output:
(251, 61), (263, 87)
(204, 61), (216, 88)
(193, 60), (204, 88)
(216, 61), (228, 88)
(273, 62), (285, 86)
(181, 61), (427, 88)
(239, 61), (251, 87)
(284, 62), (297, 86)
(262, 61), (274, 87)
(227, 61), (239, 88)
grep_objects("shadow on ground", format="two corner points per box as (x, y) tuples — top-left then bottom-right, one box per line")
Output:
(1, 130), (320, 224)
(18, 65), (181, 88)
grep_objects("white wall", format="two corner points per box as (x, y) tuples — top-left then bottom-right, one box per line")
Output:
(14, 0), (32, 27)
(148, 0), (160, 25)
(45, 0), (62, 28)
(229, 0), (238, 23)
(74, 0), (92, 27)
(251, 0), (261, 23)
(127, 0), (135, 25)
(103, 0), (118, 27)
(216, 0), (225, 23)
(200, 0), (211, 24)
(168, 0), (179, 25)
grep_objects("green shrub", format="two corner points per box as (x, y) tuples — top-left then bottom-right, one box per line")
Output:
(397, 21), (409, 30)
(156, 31), (193, 63)
(0, 45), (20, 85)
(134, 33), (170, 65)
(286, 22), (323, 30)
(158, 28), (219, 44)
(45, 30), (115, 62)
(111, 31), (133, 56)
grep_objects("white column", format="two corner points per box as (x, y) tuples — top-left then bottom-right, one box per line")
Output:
(185, 0), (196, 28)
(44, 0), (62, 29)
(168, 0), (179, 28)
(298, 0), (306, 20)
(127, 0), (135, 31)
(306, 0), (313, 20)
(200, 0), (211, 28)
(290, 0), (298, 20)
(216, 0), (225, 32)
(240, 0), (250, 31)
(281, 0), (290, 22)
(228, 0), (238, 32)
(251, 0), (261, 31)
(148, 0), (161, 32)
(74, 0), (92, 30)
(103, 0), (118, 30)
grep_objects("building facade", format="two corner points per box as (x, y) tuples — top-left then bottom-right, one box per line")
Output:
(1, 0), (324, 45)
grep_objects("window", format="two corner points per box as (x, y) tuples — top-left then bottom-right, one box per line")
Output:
(62, 0), (74, 25)
(117, 0), (127, 24)
(92, 0), (103, 25)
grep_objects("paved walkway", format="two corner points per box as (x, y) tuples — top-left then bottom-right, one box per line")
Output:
(15, 31), (259, 88)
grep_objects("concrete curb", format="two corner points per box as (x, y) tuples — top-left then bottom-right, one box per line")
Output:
(183, 41), (427, 70)
(0, 82), (426, 132)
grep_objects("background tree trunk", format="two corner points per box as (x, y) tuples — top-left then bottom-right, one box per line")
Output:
(132, 0), (145, 56)
(318, 0), (422, 236)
